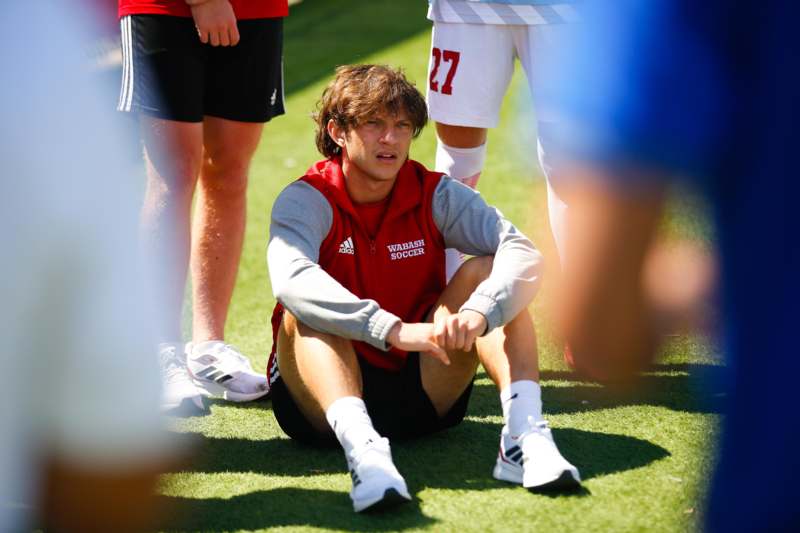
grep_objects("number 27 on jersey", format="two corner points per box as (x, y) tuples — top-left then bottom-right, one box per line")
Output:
(429, 48), (460, 95)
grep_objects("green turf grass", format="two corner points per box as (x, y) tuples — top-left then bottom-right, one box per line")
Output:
(162, 1), (719, 531)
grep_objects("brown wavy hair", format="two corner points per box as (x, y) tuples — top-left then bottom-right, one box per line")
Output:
(314, 64), (428, 158)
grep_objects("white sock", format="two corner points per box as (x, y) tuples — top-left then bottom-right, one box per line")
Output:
(435, 141), (486, 188)
(325, 396), (382, 458)
(545, 179), (568, 266)
(538, 136), (568, 267)
(436, 141), (488, 281)
(500, 380), (543, 436)
(444, 248), (465, 282)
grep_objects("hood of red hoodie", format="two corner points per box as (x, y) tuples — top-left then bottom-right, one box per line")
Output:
(304, 157), (438, 224)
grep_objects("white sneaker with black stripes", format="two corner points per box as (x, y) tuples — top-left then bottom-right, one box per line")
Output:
(159, 342), (207, 416)
(186, 341), (269, 402)
(347, 437), (411, 513)
(493, 418), (581, 491)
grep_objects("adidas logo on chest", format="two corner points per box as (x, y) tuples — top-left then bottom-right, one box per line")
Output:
(338, 236), (355, 255)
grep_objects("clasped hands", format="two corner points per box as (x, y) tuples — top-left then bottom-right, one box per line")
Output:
(386, 310), (487, 366)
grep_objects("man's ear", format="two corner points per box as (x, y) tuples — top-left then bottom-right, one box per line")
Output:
(327, 119), (346, 148)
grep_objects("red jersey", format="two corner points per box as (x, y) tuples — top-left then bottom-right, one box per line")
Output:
(269, 158), (447, 373)
(118, 0), (288, 19)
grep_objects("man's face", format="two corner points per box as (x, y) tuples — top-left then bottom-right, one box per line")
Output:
(335, 109), (414, 184)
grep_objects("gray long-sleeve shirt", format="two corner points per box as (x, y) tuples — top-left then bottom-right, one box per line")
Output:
(267, 175), (543, 350)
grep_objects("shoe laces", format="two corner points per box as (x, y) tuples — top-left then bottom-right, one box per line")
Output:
(194, 343), (249, 367)
(518, 417), (552, 440)
(218, 344), (248, 364)
(348, 437), (391, 468)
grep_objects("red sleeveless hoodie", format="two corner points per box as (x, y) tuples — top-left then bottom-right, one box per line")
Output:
(269, 157), (447, 375)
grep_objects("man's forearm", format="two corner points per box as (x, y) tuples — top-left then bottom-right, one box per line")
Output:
(432, 178), (543, 332)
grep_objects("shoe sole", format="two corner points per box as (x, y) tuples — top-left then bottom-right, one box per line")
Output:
(493, 460), (523, 484)
(494, 460), (582, 492)
(193, 377), (270, 402)
(526, 470), (582, 492)
(161, 395), (208, 417)
(355, 488), (412, 513)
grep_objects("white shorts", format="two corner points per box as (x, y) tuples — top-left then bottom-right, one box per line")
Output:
(427, 21), (561, 128)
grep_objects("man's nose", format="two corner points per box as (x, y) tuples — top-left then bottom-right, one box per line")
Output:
(380, 126), (399, 144)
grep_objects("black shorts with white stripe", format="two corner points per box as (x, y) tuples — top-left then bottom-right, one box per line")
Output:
(118, 14), (285, 123)
(271, 352), (474, 446)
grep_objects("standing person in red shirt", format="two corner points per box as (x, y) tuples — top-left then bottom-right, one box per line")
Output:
(117, 0), (288, 413)
(266, 65), (581, 513)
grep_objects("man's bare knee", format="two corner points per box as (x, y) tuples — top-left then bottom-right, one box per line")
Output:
(449, 347), (480, 371)
(453, 256), (494, 287)
(421, 347), (479, 417)
(435, 123), (488, 148)
(277, 311), (362, 431)
(430, 256), (495, 320)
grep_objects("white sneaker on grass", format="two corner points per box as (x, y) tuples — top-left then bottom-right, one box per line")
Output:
(493, 418), (581, 491)
(347, 438), (412, 513)
(159, 342), (207, 416)
(186, 341), (269, 402)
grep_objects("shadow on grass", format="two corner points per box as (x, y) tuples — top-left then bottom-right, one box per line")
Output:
(175, 420), (668, 486)
(163, 359), (687, 528)
(283, 0), (431, 95)
(163, 397), (669, 530)
(179, 432), (342, 476)
(393, 420), (669, 491)
(164, 423), (665, 529)
(157, 487), (437, 532)
(467, 363), (727, 418)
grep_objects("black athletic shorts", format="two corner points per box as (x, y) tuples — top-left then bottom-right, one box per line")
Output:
(271, 353), (474, 446)
(117, 15), (284, 123)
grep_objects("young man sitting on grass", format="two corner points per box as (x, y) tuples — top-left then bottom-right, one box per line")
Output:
(266, 64), (580, 513)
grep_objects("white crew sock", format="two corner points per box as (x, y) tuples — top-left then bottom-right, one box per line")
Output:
(325, 396), (382, 458)
(500, 380), (543, 436)
(538, 137), (569, 266)
(435, 141), (487, 188)
(436, 141), (488, 281)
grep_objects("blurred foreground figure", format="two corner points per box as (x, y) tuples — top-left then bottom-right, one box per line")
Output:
(0, 2), (176, 531)
(546, 1), (799, 531)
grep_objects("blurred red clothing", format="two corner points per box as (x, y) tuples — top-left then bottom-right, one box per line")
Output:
(118, 0), (288, 20)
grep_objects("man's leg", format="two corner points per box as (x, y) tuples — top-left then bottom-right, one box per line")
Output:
(139, 116), (203, 343)
(184, 116), (269, 401)
(276, 311), (363, 433)
(435, 124), (488, 281)
(421, 257), (580, 490)
(435, 124), (490, 281)
(420, 256), (539, 414)
(434, 123), (488, 187)
(190, 116), (263, 342)
(276, 312), (411, 512)
(516, 22), (575, 366)
(428, 20), (513, 279)
(475, 289), (579, 490)
(139, 116), (208, 414)
(419, 255), (486, 417)
(434, 124), (488, 193)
